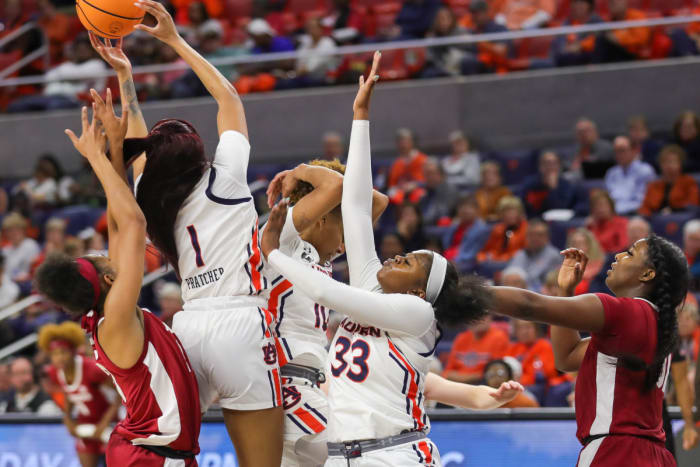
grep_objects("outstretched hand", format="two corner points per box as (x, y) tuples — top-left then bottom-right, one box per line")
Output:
(261, 199), (289, 260)
(91, 88), (128, 150)
(558, 248), (588, 295)
(65, 106), (107, 161)
(353, 51), (381, 119)
(266, 169), (291, 208)
(89, 32), (131, 74)
(488, 381), (524, 404)
(134, 0), (180, 45)
(683, 424), (699, 451)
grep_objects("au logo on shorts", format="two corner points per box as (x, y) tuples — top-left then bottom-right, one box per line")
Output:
(282, 386), (301, 410)
(263, 343), (277, 365)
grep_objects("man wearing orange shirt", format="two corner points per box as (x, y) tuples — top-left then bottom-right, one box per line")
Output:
(444, 316), (510, 383)
(492, 0), (556, 30)
(387, 128), (428, 204)
(593, 0), (650, 63)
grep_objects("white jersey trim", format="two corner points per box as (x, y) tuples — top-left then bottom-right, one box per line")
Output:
(577, 436), (605, 467)
(58, 355), (83, 392)
(589, 352), (617, 436)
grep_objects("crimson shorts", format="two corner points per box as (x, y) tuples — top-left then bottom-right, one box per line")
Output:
(75, 437), (105, 455)
(107, 433), (198, 467)
(577, 435), (675, 467)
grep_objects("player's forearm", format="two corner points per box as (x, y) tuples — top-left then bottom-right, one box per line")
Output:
(371, 190), (389, 223)
(295, 164), (343, 192)
(97, 399), (120, 429)
(426, 373), (501, 410)
(673, 362), (695, 425)
(117, 71), (147, 139)
(168, 36), (240, 105)
(90, 154), (145, 228)
(550, 286), (584, 372)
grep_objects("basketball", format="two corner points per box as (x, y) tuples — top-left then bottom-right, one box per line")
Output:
(75, 0), (144, 39)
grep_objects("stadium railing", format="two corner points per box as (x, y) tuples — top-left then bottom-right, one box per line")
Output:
(0, 15), (699, 88)
(0, 21), (49, 80)
(0, 265), (171, 361)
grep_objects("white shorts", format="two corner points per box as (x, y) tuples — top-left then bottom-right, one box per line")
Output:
(282, 376), (328, 467)
(173, 299), (282, 411)
(324, 439), (440, 467)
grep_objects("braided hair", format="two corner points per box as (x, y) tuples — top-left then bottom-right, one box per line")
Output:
(622, 235), (689, 390)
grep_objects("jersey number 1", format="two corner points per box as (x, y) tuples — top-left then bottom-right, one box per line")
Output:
(187, 225), (205, 267)
(331, 336), (370, 382)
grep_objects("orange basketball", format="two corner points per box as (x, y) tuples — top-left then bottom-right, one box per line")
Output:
(76, 0), (144, 39)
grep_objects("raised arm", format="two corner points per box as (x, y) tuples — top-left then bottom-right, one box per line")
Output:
(487, 249), (605, 335)
(262, 202), (433, 335)
(671, 359), (699, 450)
(424, 373), (524, 410)
(342, 52), (382, 290)
(135, 0), (247, 138)
(65, 108), (146, 370)
(88, 33), (148, 180)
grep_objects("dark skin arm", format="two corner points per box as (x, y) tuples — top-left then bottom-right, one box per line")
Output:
(671, 359), (700, 450)
(93, 381), (121, 440)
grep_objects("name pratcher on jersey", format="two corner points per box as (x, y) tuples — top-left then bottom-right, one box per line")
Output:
(184, 267), (225, 290)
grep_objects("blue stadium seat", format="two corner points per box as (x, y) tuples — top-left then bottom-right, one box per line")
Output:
(548, 217), (586, 250)
(486, 150), (538, 186)
(649, 211), (697, 247)
(54, 205), (105, 236)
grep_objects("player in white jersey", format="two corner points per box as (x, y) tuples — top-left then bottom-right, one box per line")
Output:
(92, 2), (282, 464)
(264, 159), (389, 465)
(261, 53), (525, 466)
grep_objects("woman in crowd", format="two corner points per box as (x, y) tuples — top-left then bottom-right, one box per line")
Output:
(639, 145), (699, 216)
(477, 196), (528, 265)
(672, 111), (700, 172)
(475, 161), (512, 222)
(586, 189), (628, 254)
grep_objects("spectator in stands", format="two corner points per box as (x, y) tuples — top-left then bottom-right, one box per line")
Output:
(418, 157), (458, 226)
(627, 115), (663, 169)
(172, 0), (222, 25)
(321, 0), (365, 36)
(593, 0), (650, 63)
(36, 0), (78, 65)
(248, 17), (294, 57)
(0, 357), (60, 414)
(441, 130), (481, 189)
(444, 315), (510, 384)
(0, 254), (20, 309)
(156, 281), (183, 327)
(566, 228), (605, 294)
(13, 156), (59, 207)
(30, 218), (67, 276)
(483, 357), (540, 407)
(508, 220), (561, 291)
(586, 189), (628, 254)
(684, 220), (700, 292)
(678, 302), (699, 366)
(7, 34), (106, 113)
(564, 117), (614, 179)
(627, 215), (651, 245)
(493, 0), (556, 30)
(441, 195), (490, 272)
(71, 160), (105, 207)
(421, 8), (469, 78)
(477, 196), (528, 264)
(10, 299), (63, 338)
(673, 111), (700, 173)
(500, 266), (528, 289)
(462, 0), (511, 75)
(321, 131), (343, 161)
(508, 319), (572, 406)
(0, 363), (9, 393)
(520, 150), (578, 217)
(551, 0), (602, 66)
(379, 232), (405, 262)
(475, 161), (512, 222)
(391, 0), (441, 40)
(1, 213), (40, 283)
(670, 10), (700, 57)
(287, 18), (339, 88)
(604, 136), (655, 215)
(387, 128), (428, 204)
(0, 188), (7, 216)
(639, 145), (699, 216)
(395, 203), (428, 252)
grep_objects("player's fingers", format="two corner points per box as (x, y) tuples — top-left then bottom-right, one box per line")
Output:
(359, 75), (364, 87)
(118, 37), (123, 50)
(106, 88), (114, 113)
(120, 107), (129, 132)
(369, 50), (381, 78)
(90, 89), (104, 110)
(80, 106), (89, 133)
(133, 24), (155, 34)
(64, 129), (79, 147)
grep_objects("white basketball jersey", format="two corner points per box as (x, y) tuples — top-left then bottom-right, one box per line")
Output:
(326, 315), (439, 442)
(172, 130), (267, 303)
(264, 208), (330, 369)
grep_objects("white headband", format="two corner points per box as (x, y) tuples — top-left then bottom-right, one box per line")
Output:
(417, 250), (448, 305)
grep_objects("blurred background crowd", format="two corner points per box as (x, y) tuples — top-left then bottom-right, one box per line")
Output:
(1, 0), (700, 420)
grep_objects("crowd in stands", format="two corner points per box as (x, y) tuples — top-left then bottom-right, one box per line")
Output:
(1, 103), (700, 410)
(3, 0), (700, 110)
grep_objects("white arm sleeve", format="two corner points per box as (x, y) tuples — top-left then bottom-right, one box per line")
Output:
(342, 120), (382, 291)
(269, 249), (434, 336)
(211, 130), (251, 194)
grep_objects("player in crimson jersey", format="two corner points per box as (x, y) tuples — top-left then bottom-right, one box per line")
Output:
(39, 321), (121, 467)
(35, 87), (200, 466)
(488, 238), (688, 466)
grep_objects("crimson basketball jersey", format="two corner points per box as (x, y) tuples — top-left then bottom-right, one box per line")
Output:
(81, 309), (201, 453)
(47, 355), (114, 425)
(575, 294), (671, 444)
